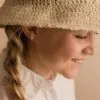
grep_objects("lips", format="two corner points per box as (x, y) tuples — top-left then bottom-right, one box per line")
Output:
(72, 58), (85, 64)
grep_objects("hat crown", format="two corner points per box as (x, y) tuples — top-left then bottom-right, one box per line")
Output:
(0, 0), (100, 33)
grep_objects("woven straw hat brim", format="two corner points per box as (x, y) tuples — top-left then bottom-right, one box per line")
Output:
(0, 0), (100, 33)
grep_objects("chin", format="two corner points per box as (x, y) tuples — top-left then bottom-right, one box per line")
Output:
(62, 71), (79, 79)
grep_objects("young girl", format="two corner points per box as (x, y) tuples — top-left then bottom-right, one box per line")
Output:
(0, 0), (99, 100)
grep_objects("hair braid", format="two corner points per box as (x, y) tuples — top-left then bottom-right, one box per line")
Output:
(3, 25), (25, 100)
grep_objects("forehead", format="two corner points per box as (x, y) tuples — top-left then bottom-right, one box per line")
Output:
(71, 30), (98, 36)
(60, 29), (97, 36)
(37, 27), (97, 35)
(70, 30), (93, 34)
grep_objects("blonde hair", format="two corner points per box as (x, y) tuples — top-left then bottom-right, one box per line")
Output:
(3, 25), (29, 100)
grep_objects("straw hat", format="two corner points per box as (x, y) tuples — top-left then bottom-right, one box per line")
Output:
(0, 0), (100, 33)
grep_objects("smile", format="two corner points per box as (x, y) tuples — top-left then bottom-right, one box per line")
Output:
(72, 58), (84, 64)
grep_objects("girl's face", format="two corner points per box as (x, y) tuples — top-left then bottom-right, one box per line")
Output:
(25, 27), (96, 79)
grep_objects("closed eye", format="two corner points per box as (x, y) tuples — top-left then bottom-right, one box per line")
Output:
(95, 33), (99, 35)
(75, 35), (87, 39)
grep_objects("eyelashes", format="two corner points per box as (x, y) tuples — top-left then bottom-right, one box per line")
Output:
(75, 32), (99, 39)
(75, 35), (88, 39)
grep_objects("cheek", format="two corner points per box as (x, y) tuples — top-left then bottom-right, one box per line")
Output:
(64, 39), (83, 58)
(38, 34), (81, 63)
(37, 36), (66, 60)
(57, 42), (78, 61)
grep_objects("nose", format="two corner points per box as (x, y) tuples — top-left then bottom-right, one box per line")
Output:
(82, 45), (95, 55)
(82, 34), (95, 56)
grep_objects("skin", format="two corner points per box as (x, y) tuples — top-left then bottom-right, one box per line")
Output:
(21, 26), (96, 79)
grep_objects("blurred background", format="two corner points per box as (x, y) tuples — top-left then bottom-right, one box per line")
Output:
(0, 0), (100, 100)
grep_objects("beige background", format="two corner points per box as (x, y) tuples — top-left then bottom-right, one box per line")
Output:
(75, 35), (100, 100)
(0, 0), (5, 7)
(0, 0), (100, 100)
(0, 28), (7, 52)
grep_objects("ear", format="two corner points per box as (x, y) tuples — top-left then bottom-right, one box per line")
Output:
(21, 26), (37, 41)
